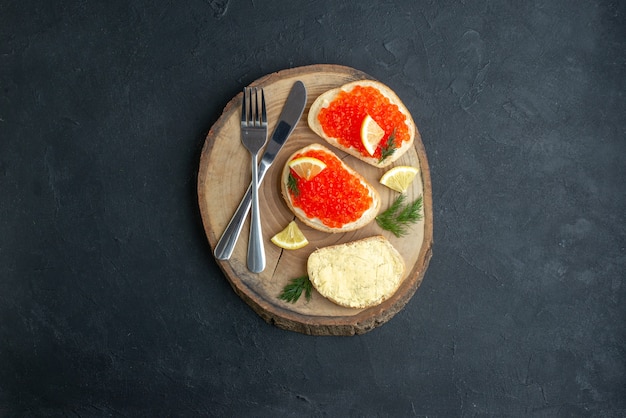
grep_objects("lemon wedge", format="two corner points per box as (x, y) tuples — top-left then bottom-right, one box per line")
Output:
(379, 166), (419, 193)
(360, 114), (385, 156)
(270, 221), (309, 250)
(288, 157), (327, 180)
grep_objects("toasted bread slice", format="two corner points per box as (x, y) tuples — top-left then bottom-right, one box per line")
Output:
(281, 144), (380, 233)
(308, 80), (416, 167)
(307, 236), (405, 309)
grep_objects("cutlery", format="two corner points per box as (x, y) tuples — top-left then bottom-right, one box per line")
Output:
(240, 87), (268, 273)
(214, 81), (307, 261)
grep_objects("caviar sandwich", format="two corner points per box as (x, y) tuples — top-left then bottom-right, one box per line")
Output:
(308, 80), (416, 167)
(280, 143), (381, 233)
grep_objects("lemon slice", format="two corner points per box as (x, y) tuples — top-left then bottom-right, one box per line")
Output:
(288, 157), (327, 180)
(360, 114), (385, 156)
(270, 221), (309, 250)
(380, 166), (419, 193)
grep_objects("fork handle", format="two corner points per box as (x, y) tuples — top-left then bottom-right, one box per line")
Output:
(247, 154), (266, 273)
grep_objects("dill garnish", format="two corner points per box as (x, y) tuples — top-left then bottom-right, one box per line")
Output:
(278, 275), (312, 303)
(378, 129), (397, 163)
(375, 194), (423, 237)
(287, 172), (300, 197)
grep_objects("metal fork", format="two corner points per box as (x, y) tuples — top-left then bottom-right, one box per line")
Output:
(240, 87), (268, 273)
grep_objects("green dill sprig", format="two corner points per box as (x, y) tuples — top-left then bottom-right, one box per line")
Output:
(287, 172), (300, 197)
(378, 129), (397, 163)
(278, 275), (312, 303)
(375, 194), (423, 237)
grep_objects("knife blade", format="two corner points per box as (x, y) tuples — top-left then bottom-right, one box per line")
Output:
(214, 80), (307, 260)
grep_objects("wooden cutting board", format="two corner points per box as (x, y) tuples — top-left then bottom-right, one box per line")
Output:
(197, 64), (433, 335)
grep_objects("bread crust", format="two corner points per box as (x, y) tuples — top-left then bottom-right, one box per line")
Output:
(307, 235), (406, 309)
(280, 144), (380, 233)
(307, 80), (416, 168)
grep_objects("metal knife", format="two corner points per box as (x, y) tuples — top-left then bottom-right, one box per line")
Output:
(214, 80), (307, 261)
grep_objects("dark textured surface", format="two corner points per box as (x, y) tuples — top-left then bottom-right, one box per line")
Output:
(1, 0), (625, 416)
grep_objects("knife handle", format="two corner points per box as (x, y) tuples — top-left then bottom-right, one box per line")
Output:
(214, 160), (270, 260)
(214, 183), (253, 260)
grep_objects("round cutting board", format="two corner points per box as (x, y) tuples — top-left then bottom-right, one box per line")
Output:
(198, 64), (433, 335)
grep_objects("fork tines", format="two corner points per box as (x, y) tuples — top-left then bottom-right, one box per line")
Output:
(242, 87), (267, 128)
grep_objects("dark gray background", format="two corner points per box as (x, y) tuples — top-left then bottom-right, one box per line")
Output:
(1, 0), (625, 416)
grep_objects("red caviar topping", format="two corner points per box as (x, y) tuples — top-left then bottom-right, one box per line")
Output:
(289, 149), (372, 228)
(317, 85), (410, 160)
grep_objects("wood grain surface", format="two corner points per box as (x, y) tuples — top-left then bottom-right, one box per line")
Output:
(197, 64), (433, 335)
